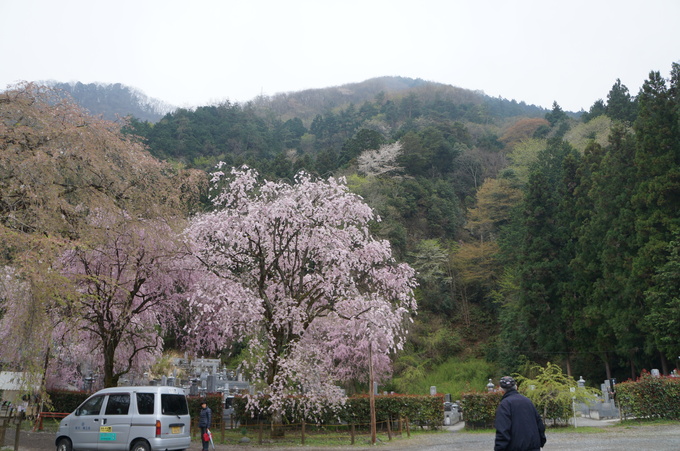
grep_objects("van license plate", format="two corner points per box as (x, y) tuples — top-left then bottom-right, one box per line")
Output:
(171, 426), (180, 434)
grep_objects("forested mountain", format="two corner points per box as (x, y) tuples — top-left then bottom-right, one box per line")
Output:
(3, 66), (679, 393)
(122, 68), (680, 387)
(125, 77), (546, 174)
(47, 81), (175, 122)
(248, 76), (547, 123)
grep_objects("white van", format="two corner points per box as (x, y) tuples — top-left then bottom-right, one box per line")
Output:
(55, 386), (191, 451)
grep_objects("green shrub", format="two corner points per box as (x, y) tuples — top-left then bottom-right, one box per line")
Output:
(187, 394), (223, 424)
(233, 393), (445, 428)
(46, 390), (90, 413)
(460, 362), (599, 429)
(460, 391), (502, 429)
(616, 371), (680, 420)
(344, 394), (444, 428)
(516, 362), (598, 426)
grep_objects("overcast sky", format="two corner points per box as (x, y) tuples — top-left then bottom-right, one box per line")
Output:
(1, 0), (678, 112)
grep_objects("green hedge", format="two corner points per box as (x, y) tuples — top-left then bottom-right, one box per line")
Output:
(460, 391), (502, 429)
(345, 394), (444, 427)
(187, 394), (223, 425)
(233, 394), (445, 428)
(616, 371), (680, 420)
(45, 390), (90, 413)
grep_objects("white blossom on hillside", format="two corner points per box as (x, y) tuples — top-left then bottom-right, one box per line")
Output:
(357, 142), (404, 176)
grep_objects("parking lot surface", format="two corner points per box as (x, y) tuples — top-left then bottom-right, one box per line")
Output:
(5, 420), (680, 450)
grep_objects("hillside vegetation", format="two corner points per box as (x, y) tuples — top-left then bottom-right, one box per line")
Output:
(2, 65), (679, 396)
(124, 67), (680, 388)
(48, 81), (175, 122)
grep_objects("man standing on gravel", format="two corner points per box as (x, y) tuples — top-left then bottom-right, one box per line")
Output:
(494, 376), (547, 451)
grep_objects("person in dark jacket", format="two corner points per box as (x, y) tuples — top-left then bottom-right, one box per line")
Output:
(494, 376), (547, 451)
(198, 400), (212, 451)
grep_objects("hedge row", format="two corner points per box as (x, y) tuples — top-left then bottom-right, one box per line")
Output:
(233, 394), (445, 427)
(45, 390), (90, 413)
(346, 394), (444, 427)
(187, 394), (223, 424)
(44, 390), (443, 428)
(616, 371), (680, 420)
(460, 391), (502, 429)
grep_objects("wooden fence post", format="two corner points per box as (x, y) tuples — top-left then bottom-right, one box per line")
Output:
(13, 416), (23, 451)
(301, 421), (305, 445)
(0, 418), (7, 447)
(258, 422), (263, 445)
(386, 418), (392, 440)
(350, 423), (355, 445)
(221, 417), (225, 443)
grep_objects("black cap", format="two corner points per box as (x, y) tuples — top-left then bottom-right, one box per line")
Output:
(499, 376), (516, 389)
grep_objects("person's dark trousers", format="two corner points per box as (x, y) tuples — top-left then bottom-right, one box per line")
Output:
(201, 426), (209, 450)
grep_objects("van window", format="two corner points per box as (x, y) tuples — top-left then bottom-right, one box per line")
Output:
(161, 394), (188, 416)
(136, 393), (155, 415)
(105, 394), (130, 415)
(77, 395), (104, 416)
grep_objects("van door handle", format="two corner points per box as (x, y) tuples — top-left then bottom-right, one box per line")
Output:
(102, 418), (107, 425)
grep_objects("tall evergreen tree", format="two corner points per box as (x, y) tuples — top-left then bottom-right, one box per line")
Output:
(569, 126), (639, 380)
(632, 65), (680, 371)
(545, 102), (567, 127)
(581, 99), (606, 123)
(606, 79), (637, 123)
(511, 139), (580, 366)
(643, 237), (680, 371)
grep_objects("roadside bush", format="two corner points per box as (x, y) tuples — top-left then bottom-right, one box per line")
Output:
(187, 394), (223, 424)
(46, 390), (90, 413)
(233, 393), (444, 428)
(460, 362), (599, 429)
(616, 371), (680, 420)
(516, 362), (598, 426)
(460, 391), (502, 429)
(345, 394), (444, 428)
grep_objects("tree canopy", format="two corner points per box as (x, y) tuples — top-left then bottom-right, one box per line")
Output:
(183, 166), (417, 417)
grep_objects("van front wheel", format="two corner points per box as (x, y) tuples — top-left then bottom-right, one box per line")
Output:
(56, 438), (72, 451)
(130, 440), (150, 451)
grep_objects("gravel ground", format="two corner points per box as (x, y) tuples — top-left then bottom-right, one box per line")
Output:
(4, 421), (680, 450)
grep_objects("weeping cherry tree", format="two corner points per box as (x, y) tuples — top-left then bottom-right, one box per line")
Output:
(184, 165), (417, 421)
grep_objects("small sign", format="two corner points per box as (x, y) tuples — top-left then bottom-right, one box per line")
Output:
(99, 432), (116, 441)
(100, 426), (113, 433)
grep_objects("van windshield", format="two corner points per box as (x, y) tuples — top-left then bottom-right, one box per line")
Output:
(161, 394), (188, 416)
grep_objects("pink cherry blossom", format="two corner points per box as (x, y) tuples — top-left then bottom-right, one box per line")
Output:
(184, 166), (417, 418)
(55, 211), (192, 388)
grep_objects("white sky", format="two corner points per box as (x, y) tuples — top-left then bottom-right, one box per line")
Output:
(1, 0), (678, 112)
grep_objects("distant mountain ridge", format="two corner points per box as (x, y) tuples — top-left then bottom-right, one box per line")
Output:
(250, 76), (546, 122)
(35, 77), (546, 124)
(47, 81), (176, 122)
